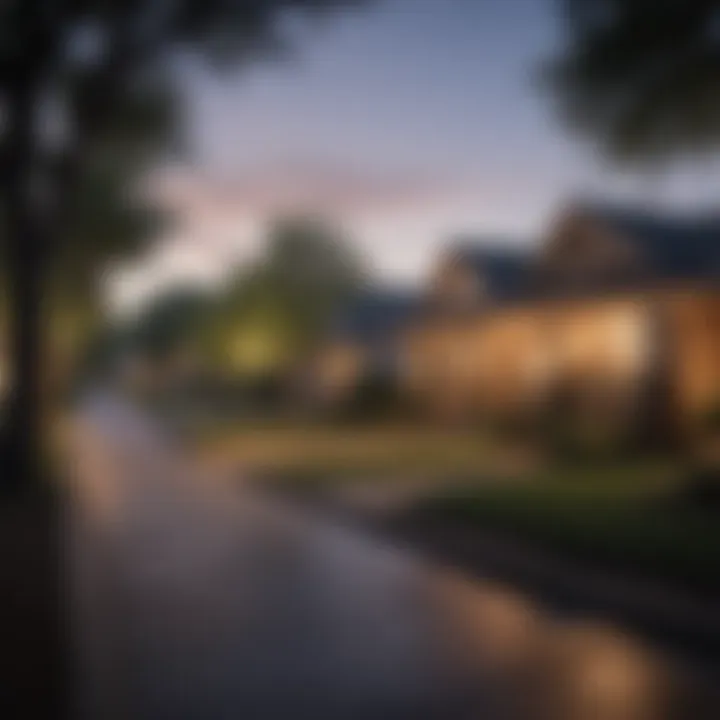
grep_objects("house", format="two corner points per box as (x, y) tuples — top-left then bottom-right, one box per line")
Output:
(427, 239), (530, 312)
(531, 202), (720, 297)
(400, 203), (720, 443)
(401, 239), (531, 420)
(529, 203), (720, 441)
(309, 289), (419, 408)
(306, 202), (720, 443)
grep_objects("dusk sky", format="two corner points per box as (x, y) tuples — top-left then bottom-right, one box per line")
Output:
(109, 0), (720, 314)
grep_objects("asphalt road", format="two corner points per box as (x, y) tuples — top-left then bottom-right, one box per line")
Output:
(63, 392), (714, 720)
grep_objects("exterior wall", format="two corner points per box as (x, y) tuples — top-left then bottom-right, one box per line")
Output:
(402, 294), (665, 437)
(324, 287), (720, 445)
(469, 310), (552, 423)
(663, 291), (720, 439)
(311, 342), (366, 407)
(400, 321), (469, 419)
(541, 298), (658, 441)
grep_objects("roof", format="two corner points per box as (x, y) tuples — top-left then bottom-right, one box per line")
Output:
(446, 240), (531, 302)
(574, 202), (720, 282)
(328, 289), (420, 344)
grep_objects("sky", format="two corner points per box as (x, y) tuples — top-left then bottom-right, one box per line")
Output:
(107, 0), (720, 315)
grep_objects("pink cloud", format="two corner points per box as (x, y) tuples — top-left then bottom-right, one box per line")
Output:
(149, 159), (468, 220)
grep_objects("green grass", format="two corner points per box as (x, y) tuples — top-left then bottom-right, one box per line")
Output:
(199, 421), (720, 593)
(421, 461), (720, 595)
(201, 422), (507, 484)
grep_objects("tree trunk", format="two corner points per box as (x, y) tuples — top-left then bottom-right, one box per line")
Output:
(5, 221), (46, 494)
(2, 81), (47, 496)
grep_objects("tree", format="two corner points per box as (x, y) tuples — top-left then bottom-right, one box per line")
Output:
(0, 72), (177, 467)
(205, 215), (370, 377)
(263, 215), (371, 339)
(0, 0), (368, 492)
(546, 0), (720, 164)
(130, 285), (215, 361)
(1, 75), (177, 386)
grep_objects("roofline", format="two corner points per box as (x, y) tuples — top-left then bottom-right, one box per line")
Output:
(402, 280), (720, 334)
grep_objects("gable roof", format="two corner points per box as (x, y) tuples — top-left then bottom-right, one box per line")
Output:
(446, 240), (531, 302)
(572, 202), (720, 281)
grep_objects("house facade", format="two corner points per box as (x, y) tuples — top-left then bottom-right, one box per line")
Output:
(399, 204), (720, 443)
(312, 202), (720, 444)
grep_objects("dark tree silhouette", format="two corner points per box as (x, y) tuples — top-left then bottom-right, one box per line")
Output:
(547, 0), (720, 163)
(130, 285), (215, 360)
(0, 0), (368, 493)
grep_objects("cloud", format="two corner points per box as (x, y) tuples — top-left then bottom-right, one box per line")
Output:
(149, 158), (468, 219)
(110, 159), (544, 314)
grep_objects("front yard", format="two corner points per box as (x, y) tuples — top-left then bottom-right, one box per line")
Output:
(199, 421), (530, 484)
(199, 421), (719, 595)
(415, 462), (720, 595)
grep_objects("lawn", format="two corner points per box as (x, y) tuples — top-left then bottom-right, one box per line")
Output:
(199, 421), (516, 485)
(198, 421), (719, 594)
(418, 461), (720, 595)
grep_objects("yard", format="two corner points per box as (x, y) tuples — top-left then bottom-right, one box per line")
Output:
(199, 421), (719, 595)
(199, 421), (526, 484)
(414, 462), (720, 596)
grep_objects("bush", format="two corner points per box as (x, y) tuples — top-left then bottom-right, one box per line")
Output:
(333, 370), (404, 423)
(700, 402), (720, 436)
(541, 384), (636, 463)
(679, 402), (720, 511)
(678, 465), (720, 512)
(485, 410), (539, 445)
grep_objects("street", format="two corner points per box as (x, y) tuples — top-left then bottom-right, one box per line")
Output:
(64, 392), (711, 720)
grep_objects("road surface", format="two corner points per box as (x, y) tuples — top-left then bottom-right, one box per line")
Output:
(64, 392), (712, 719)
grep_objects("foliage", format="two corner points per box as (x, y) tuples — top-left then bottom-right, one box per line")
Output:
(546, 0), (720, 164)
(101, 214), (369, 402)
(205, 214), (370, 376)
(0, 65), (180, 440)
(129, 285), (216, 359)
(332, 369), (403, 424)
(700, 401), (720, 433)
(0, 72), (178, 312)
(0, 0), (370, 486)
(681, 465), (720, 511)
(539, 382), (638, 462)
(420, 461), (720, 594)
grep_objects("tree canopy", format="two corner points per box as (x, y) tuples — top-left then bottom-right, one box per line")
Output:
(0, 0), (371, 485)
(202, 215), (370, 376)
(547, 0), (720, 164)
(129, 285), (216, 360)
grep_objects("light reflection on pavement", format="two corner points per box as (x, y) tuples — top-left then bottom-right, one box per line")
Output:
(65, 393), (713, 720)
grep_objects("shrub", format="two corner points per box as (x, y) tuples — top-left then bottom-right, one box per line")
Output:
(700, 402), (720, 435)
(679, 465), (720, 512)
(541, 384), (637, 464)
(333, 370), (404, 423)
